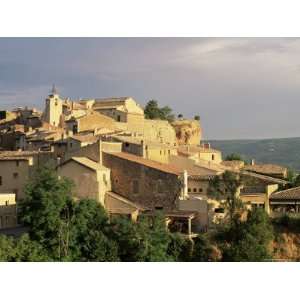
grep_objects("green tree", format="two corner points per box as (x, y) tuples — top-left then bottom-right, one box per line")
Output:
(14, 234), (50, 262)
(71, 199), (119, 261)
(19, 167), (76, 260)
(207, 171), (244, 224)
(0, 235), (15, 261)
(190, 235), (215, 262)
(225, 153), (244, 161)
(111, 214), (184, 262)
(221, 208), (274, 262)
(144, 100), (175, 122)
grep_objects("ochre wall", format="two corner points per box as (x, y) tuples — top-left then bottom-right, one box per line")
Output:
(0, 159), (32, 200)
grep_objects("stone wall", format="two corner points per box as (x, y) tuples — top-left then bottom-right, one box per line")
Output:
(102, 152), (181, 210)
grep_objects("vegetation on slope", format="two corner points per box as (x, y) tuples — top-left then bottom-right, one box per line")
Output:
(208, 137), (300, 171)
(0, 168), (293, 262)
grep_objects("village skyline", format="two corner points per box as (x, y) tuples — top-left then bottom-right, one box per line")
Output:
(1, 38), (300, 140)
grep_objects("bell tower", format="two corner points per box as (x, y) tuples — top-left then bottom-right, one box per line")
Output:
(43, 84), (63, 127)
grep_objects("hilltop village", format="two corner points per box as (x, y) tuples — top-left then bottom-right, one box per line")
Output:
(0, 86), (297, 238)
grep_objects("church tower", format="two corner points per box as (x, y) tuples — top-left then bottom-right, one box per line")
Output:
(43, 85), (63, 127)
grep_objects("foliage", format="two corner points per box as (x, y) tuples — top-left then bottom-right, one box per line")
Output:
(0, 235), (15, 261)
(190, 235), (216, 262)
(0, 234), (49, 262)
(220, 209), (274, 262)
(194, 115), (200, 121)
(19, 166), (75, 260)
(208, 137), (300, 172)
(111, 214), (184, 262)
(207, 171), (244, 223)
(225, 153), (243, 161)
(14, 234), (50, 262)
(71, 199), (119, 261)
(144, 100), (175, 122)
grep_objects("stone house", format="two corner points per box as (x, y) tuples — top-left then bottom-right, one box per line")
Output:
(58, 156), (111, 206)
(0, 193), (17, 229)
(102, 151), (183, 211)
(269, 186), (300, 216)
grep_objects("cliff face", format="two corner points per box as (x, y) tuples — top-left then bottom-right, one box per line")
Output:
(171, 119), (202, 145)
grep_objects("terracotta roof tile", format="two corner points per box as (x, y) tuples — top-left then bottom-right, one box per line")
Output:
(104, 151), (181, 175)
(244, 164), (287, 175)
(270, 186), (300, 200)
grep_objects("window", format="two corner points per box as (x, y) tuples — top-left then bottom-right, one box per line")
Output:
(5, 201), (8, 206)
(133, 180), (139, 194)
(125, 142), (129, 148)
(0, 176), (2, 186)
(16, 161), (19, 167)
(70, 143), (73, 148)
(199, 188), (203, 193)
(155, 206), (163, 210)
(117, 115), (121, 122)
(193, 188), (197, 193)
(160, 150), (162, 155)
(13, 172), (18, 179)
(5, 216), (9, 225)
(188, 188), (191, 193)
(212, 154), (215, 160)
(168, 150), (170, 155)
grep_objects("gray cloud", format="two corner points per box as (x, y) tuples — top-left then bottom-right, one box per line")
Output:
(0, 38), (299, 139)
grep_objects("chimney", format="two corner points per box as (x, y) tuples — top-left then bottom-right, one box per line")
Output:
(182, 170), (188, 199)
(203, 143), (210, 149)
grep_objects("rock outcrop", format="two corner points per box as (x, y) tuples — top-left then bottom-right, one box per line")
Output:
(171, 119), (202, 145)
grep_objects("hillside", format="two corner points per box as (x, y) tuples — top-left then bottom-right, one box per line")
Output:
(207, 137), (300, 171)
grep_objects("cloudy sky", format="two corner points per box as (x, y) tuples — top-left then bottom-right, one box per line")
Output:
(0, 37), (299, 140)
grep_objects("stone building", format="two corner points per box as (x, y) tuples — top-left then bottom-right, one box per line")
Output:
(112, 135), (177, 164)
(58, 156), (111, 206)
(102, 151), (183, 210)
(42, 86), (64, 127)
(243, 162), (288, 179)
(80, 97), (144, 123)
(0, 193), (17, 229)
(269, 186), (300, 215)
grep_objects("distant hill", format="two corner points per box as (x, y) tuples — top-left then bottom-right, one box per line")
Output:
(207, 137), (300, 171)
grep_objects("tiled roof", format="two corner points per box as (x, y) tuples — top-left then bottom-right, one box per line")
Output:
(114, 135), (177, 149)
(92, 97), (129, 109)
(240, 170), (288, 185)
(243, 164), (287, 175)
(67, 157), (108, 172)
(105, 151), (182, 176)
(177, 145), (221, 156)
(70, 134), (98, 143)
(0, 151), (38, 158)
(270, 186), (300, 200)
(105, 191), (147, 211)
(221, 160), (245, 169)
